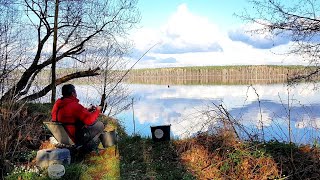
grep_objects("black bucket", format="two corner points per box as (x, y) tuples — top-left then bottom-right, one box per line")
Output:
(100, 130), (117, 148)
(150, 125), (171, 142)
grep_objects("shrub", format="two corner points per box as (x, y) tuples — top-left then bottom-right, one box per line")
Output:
(0, 103), (49, 176)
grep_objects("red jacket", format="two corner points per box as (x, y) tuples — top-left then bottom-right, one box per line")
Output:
(51, 96), (100, 143)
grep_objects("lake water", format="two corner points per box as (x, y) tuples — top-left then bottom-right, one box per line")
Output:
(55, 83), (320, 144)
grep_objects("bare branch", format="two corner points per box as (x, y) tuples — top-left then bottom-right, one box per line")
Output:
(1, 0), (140, 102)
(20, 67), (100, 102)
(238, 0), (320, 82)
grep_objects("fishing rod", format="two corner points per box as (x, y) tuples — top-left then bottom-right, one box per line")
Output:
(100, 43), (159, 113)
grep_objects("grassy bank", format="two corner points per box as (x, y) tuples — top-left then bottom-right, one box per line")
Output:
(3, 103), (320, 179)
(5, 133), (320, 179)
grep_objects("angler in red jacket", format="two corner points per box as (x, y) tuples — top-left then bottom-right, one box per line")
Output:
(51, 84), (105, 150)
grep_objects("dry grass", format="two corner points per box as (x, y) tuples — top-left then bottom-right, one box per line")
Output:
(175, 131), (279, 179)
(174, 130), (320, 179)
(0, 103), (49, 175)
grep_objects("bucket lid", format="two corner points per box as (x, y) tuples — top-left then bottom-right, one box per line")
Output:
(48, 164), (65, 179)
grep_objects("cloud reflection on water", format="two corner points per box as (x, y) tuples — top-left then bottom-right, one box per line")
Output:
(56, 83), (320, 144)
(116, 83), (320, 144)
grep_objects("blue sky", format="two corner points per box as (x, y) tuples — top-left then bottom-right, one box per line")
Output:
(129, 0), (305, 68)
(137, 0), (249, 29)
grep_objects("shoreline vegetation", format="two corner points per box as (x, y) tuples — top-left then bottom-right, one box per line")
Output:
(128, 65), (319, 85)
(11, 65), (318, 86)
(3, 103), (320, 179)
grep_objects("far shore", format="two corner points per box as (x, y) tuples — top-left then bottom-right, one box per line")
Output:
(13, 65), (319, 85)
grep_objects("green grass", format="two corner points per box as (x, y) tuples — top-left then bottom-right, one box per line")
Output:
(6, 136), (195, 180)
(119, 136), (195, 180)
(5, 172), (40, 180)
(80, 146), (120, 180)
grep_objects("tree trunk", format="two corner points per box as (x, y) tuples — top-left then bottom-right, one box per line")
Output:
(51, 0), (59, 104)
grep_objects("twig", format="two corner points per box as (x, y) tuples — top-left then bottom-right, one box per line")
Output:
(132, 97), (135, 135)
(101, 43), (158, 111)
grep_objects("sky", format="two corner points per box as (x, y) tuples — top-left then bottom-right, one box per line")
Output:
(129, 0), (305, 68)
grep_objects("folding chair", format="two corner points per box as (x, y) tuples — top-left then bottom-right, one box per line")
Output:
(43, 121), (75, 147)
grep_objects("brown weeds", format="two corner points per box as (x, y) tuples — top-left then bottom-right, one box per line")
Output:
(0, 104), (48, 175)
(174, 130), (320, 179)
(175, 131), (279, 179)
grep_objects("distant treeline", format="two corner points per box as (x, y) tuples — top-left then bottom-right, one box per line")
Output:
(23, 65), (320, 85)
(128, 65), (319, 85)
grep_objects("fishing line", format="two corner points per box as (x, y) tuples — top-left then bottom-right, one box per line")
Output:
(100, 43), (159, 111)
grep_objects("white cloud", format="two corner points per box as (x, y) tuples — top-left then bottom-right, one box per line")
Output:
(157, 4), (223, 53)
(131, 4), (306, 68)
(228, 21), (290, 49)
(132, 28), (161, 51)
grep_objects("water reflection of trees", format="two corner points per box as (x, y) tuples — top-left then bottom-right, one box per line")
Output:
(129, 74), (288, 85)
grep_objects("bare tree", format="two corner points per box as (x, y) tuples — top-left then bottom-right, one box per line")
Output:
(83, 40), (132, 116)
(238, 0), (320, 82)
(0, 1), (26, 100)
(0, 0), (140, 102)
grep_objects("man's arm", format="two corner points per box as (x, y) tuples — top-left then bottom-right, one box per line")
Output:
(76, 104), (101, 125)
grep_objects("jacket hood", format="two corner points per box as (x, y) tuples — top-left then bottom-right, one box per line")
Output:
(55, 96), (79, 108)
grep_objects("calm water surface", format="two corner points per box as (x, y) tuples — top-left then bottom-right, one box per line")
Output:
(118, 84), (320, 143)
(67, 83), (320, 144)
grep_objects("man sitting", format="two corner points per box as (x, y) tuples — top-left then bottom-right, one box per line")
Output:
(51, 84), (106, 151)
